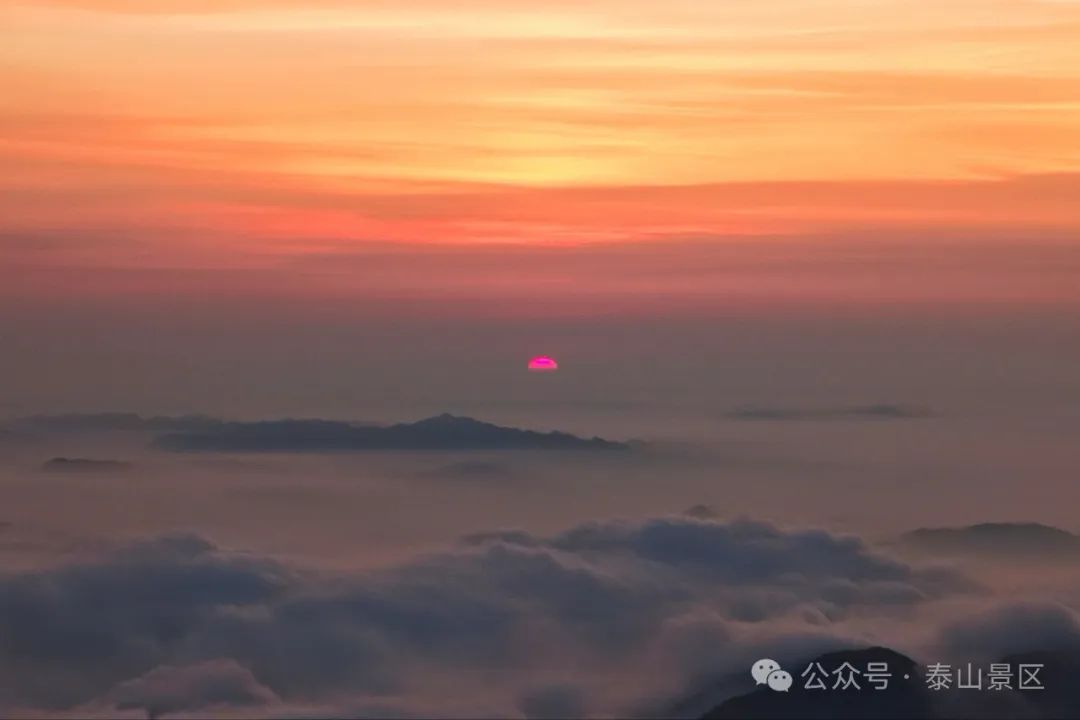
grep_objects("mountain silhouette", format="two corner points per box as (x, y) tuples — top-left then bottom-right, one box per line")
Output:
(701, 647), (931, 720)
(154, 414), (627, 452)
(897, 523), (1080, 559)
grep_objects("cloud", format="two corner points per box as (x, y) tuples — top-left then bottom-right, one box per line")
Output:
(547, 517), (963, 601)
(727, 404), (933, 422)
(10, 413), (223, 434)
(517, 683), (587, 719)
(0, 516), (970, 716)
(41, 458), (132, 474)
(937, 603), (1080, 661)
(95, 659), (278, 719)
(418, 460), (517, 482)
(0, 533), (289, 709)
(924, 605), (1080, 720)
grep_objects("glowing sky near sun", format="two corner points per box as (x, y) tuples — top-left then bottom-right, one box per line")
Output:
(1, 0), (1079, 303)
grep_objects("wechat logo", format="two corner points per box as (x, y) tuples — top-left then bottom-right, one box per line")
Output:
(752, 659), (793, 692)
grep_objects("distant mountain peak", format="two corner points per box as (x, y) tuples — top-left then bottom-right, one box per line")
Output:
(407, 413), (486, 427)
(155, 414), (627, 453)
(897, 522), (1080, 559)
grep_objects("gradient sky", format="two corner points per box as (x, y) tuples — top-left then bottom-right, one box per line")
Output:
(4, 0), (1079, 263)
(3, 0), (1080, 419)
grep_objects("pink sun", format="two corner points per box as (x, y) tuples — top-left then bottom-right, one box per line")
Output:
(527, 355), (559, 372)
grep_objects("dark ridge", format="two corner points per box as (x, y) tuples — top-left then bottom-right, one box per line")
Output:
(701, 647), (931, 720)
(898, 522), (1080, 559)
(154, 413), (628, 453)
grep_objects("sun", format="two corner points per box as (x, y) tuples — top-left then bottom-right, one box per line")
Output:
(527, 355), (559, 372)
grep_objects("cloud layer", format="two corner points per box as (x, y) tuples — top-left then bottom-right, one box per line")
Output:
(0, 515), (976, 717)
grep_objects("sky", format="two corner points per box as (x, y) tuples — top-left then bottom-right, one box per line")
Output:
(1, 0), (1079, 419)
(2, 0), (1080, 418)
(3, 0), (1080, 282)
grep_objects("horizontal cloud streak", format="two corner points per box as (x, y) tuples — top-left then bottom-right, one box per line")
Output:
(728, 404), (932, 421)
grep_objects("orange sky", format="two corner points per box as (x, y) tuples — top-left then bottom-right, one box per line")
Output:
(2, 0), (1079, 288)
